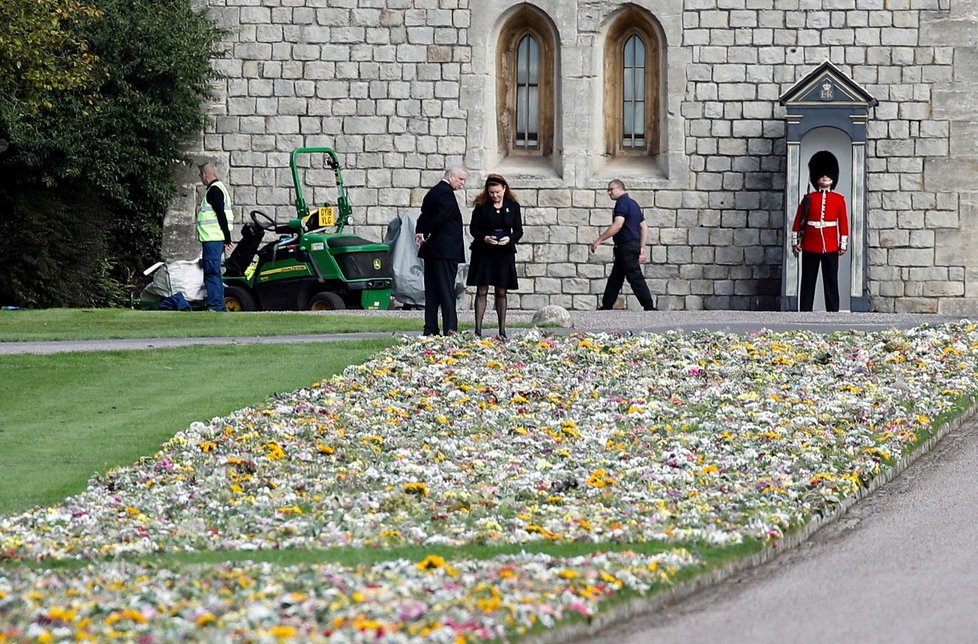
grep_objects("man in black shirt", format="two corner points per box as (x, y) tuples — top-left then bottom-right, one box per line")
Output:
(590, 179), (656, 311)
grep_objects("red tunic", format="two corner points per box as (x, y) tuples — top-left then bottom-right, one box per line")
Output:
(791, 190), (849, 254)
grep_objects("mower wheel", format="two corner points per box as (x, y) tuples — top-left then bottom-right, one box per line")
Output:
(225, 286), (257, 312)
(309, 291), (345, 311)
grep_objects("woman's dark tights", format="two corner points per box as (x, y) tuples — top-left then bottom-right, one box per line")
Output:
(474, 286), (508, 337)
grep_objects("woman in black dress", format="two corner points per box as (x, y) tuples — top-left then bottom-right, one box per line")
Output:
(467, 173), (523, 337)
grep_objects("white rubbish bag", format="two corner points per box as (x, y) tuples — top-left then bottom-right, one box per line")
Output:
(140, 259), (207, 304)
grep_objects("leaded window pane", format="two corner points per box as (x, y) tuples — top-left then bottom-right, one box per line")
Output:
(622, 34), (646, 149)
(515, 34), (540, 149)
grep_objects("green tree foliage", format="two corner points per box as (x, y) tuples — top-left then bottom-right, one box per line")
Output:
(0, 184), (123, 308)
(0, 0), (225, 308)
(0, 0), (100, 113)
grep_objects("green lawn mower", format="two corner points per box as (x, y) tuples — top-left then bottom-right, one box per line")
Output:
(222, 147), (393, 311)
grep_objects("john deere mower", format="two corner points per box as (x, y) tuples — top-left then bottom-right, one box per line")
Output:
(222, 147), (393, 311)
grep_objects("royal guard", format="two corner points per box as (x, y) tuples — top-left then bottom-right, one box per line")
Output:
(791, 173), (849, 312)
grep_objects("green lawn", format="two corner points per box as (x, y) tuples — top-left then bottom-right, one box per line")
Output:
(0, 340), (395, 514)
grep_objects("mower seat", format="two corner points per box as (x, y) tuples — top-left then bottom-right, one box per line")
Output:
(256, 237), (300, 264)
(224, 223), (265, 277)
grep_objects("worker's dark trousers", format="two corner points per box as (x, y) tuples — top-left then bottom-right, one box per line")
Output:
(422, 258), (458, 335)
(800, 251), (840, 312)
(601, 240), (656, 310)
(201, 241), (227, 312)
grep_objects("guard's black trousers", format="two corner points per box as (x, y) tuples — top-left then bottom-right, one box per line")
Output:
(800, 251), (840, 312)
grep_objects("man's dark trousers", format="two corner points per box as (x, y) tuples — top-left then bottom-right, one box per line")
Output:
(201, 241), (227, 312)
(601, 240), (655, 310)
(423, 258), (459, 335)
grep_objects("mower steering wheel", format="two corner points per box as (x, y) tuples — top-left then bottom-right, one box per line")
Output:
(250, 210), (278, 232)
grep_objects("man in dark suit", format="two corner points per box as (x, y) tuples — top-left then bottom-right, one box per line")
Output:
(415, 164), (467, 335)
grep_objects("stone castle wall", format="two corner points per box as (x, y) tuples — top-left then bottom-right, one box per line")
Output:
(167, 0), (978, 313)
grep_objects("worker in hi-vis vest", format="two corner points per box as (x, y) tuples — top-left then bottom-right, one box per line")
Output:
(196, 162), (234, 311)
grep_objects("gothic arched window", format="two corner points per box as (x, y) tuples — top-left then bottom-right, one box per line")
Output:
(497, 7), (555, 158)
(604, 9), (662, 157)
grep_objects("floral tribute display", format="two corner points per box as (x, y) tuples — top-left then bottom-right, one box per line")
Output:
(2, 323), (978, 641)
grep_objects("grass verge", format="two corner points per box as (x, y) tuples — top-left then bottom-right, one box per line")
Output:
(0, 340), (395, 514)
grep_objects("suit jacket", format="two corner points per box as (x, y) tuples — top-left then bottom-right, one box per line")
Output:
(417, 180), (464, 262)
(792, 190), (849, 254)
(469, 198), (523, 254)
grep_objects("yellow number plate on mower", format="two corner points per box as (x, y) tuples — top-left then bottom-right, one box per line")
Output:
(317, 206), (335, 227)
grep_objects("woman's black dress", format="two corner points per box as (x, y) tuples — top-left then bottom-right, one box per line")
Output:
(466, 198), (523, 290)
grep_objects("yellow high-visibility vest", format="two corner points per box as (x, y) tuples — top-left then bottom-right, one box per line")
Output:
(197, 180), (234, 242)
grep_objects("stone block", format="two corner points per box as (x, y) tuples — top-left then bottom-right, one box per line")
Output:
(667, 245), (693, 264)
(877, 280), (905, 297)
(688, 279), (712, 295)
(924, 157), (978, 191)
(878, 229), (909, 247)
(571, 190), (596, 208)
(880, 27), (919, 46)
(908, 266), (949, 282)
(720, 210), (747, 228)
(518, 293), (548, 310)
(938, 298), (978, 316)
(909, 229), (935, 247)
(920, 13), (978, 46)
(932, 89), (978, 120)
(692, 246), (716, 263)
(535, 244), (569, 263)
(533, 276), (563, 294)
(544, 263), (576, 278)
(277, 98), (308, 115)
(887, 247), (934, 266)
(896, 101), (930, 120)
(550, 294), (575, 309)
(716, 246), (745, 265)
(949, 121), (978, 156)
(563, 278), (591, 294)
(679, 262), (704, 279)
(434, 27), (459, 46)
(548, 226), (578, 244)
(934, 228), (975, 265)
(538, 190), (573, 207)
(896, 298), (940, 313)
